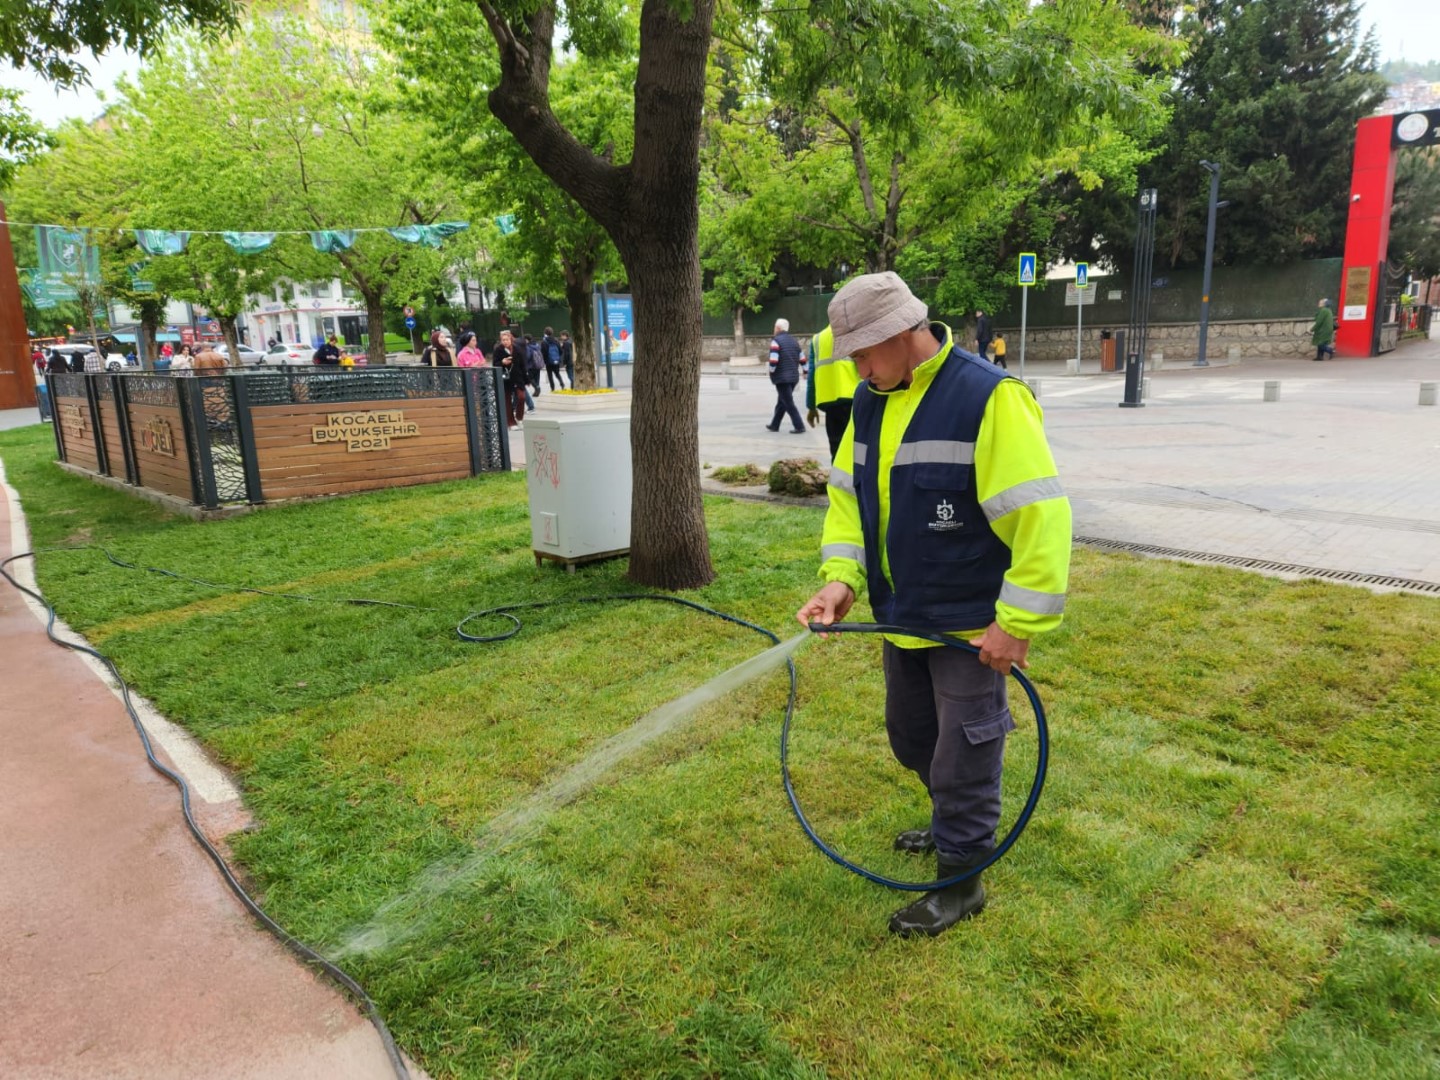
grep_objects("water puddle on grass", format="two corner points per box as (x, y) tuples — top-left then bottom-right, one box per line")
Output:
(334, 630), (813, 959)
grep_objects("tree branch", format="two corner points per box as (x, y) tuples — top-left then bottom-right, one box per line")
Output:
(476, 1), (623, 233)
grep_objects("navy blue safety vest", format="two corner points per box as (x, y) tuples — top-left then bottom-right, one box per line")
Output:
(769, 332), (803, 384)
(851, 347), (1015, 631)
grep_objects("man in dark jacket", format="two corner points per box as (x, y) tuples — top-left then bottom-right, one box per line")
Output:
(313, 334), (342, 366)
(541, 327), (567, 390)
(559, 331), (575, 386)
(974, 310), (992, 361)
(765, 318), (807, 434)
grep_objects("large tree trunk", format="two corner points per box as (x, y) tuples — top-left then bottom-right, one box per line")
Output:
(562, 271), (597, 389)
(732, 304), (746, 356)
(138, 307), (158, 370)
(483, 0), (716, 589)
(219, 315), (241, 366)
(363, 289), (387, 366)
(612, 0), (715, 588)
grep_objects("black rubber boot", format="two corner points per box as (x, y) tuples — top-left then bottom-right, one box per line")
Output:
(888, 851), (986, 938)
(893, 827), (934, 854)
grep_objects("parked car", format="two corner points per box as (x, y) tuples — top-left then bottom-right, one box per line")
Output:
(263, 342), (312, 365)
(45, 343), (135, 373)
(221, 343), (265, 366)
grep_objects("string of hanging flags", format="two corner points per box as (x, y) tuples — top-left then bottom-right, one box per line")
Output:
(3, 219), (472, 261)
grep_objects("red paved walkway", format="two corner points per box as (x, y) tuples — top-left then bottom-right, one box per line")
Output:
(0, 465), (404, 1079)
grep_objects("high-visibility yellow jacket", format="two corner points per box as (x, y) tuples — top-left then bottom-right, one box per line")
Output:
(807, 325), (860, 410)
(819, 323), (1071, 647)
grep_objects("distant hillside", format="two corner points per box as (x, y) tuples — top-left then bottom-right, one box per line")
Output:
(1381, 60), (1440, 83)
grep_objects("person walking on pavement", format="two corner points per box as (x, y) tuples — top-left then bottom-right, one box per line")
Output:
(541, 327), (568, 390)
(974, 309), (993, 361)
(765, 318), (807, 434)
(796, 272), (1072, 938)
(559, 331), (575, 386)
(1311, 299), (1336, 361)
(805, 323), (861, 462)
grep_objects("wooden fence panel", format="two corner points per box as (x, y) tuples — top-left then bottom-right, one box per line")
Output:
(126, 401), (193, 500)
(54, 393), (100, 472)
(250, 397), (472, 500)
(97, 399), (126, 479)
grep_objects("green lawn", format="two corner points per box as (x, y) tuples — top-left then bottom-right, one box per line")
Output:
(2, 422), (1437, 1079)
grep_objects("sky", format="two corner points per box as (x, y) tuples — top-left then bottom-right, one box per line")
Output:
(1, 0), (1438, 130)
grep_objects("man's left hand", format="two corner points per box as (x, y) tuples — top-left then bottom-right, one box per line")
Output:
(968, 623), (1029, 675)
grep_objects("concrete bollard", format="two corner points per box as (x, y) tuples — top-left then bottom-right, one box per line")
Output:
(1026, 379), (1042, 400)
(1142, 377), (1151, 399)
(1150, 350), (1164, 371)
(1263, 380), (1281, 402)
(1227, 345), (1241, 360)
(1066, 357), (1080, 374)
(728, 376), (740, 391)
(1421, 381), (1437, 406)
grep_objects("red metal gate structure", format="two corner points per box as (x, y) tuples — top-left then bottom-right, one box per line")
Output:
(0, 201), (39, 411)
(1337, 108), (1440, 357)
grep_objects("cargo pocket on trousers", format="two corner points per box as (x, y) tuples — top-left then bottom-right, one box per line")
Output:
(961, 709), (1015, 745)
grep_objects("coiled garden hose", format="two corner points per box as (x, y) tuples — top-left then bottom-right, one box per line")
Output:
(790, 621), (1049, 892)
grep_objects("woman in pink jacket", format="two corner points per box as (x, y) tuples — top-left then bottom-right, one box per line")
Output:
(455, 331), (487, 367)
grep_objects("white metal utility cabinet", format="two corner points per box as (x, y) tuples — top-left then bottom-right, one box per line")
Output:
(524, 413), (632, 571)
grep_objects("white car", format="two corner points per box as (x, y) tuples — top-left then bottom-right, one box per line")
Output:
(263, 342), (312, 365)
(219, 343), (265, 366)
(46, 343), (135, 373)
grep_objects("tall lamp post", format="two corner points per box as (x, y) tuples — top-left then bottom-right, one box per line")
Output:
(1195, 160), (1222, 367)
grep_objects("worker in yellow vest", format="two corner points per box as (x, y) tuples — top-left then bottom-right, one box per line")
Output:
(804, 324), (861, 462)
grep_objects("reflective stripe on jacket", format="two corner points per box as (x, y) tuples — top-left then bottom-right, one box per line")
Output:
(819, 322), (1072, 646)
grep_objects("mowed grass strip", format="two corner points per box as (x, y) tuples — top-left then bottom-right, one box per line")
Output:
(3, 422), (1437, 1079)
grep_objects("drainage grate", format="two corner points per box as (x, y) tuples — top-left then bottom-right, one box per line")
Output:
(1074, 536), (1440, 595)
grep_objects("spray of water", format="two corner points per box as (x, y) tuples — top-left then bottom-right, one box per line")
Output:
(334, 630), (813, 959)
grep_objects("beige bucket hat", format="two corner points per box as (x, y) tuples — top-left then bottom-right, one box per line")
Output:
(828, 272), (929, 360)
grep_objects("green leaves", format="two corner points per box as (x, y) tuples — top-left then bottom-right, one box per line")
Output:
(0, 0), (239, 88)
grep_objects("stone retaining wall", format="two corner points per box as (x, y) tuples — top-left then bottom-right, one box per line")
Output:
(702, 318), (1317, 363)
(989, 318), (1314, 362)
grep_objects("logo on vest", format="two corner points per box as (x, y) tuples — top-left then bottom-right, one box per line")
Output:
(929, 498), (963, 532)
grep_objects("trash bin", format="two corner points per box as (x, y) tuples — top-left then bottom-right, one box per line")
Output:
(1100, 330), (1117, 373)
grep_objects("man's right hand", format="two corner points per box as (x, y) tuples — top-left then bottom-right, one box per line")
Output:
(806, 408), (820, 428)
(796, 581), (855, 638)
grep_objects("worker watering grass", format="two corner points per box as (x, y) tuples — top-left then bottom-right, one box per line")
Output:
(797, 272), (1072, 938)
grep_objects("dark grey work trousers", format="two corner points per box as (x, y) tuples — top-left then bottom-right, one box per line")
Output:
(882, 640), (1014, 858)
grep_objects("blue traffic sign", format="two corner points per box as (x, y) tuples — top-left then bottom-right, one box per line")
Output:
(1018, 253), (1037, 286)
(404, 316), (416, 329)
(1075, 262), (1089, 288)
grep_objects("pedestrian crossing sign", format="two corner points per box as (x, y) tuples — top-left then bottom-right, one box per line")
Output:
(1076, 262), (1089, 288)
(1018, 253), (1037, 286)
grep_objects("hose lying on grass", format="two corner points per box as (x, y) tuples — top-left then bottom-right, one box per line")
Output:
(1, 546), (1049, 1074)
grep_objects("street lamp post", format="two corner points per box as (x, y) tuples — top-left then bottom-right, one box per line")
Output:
(1195, 160), (1221, 367)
